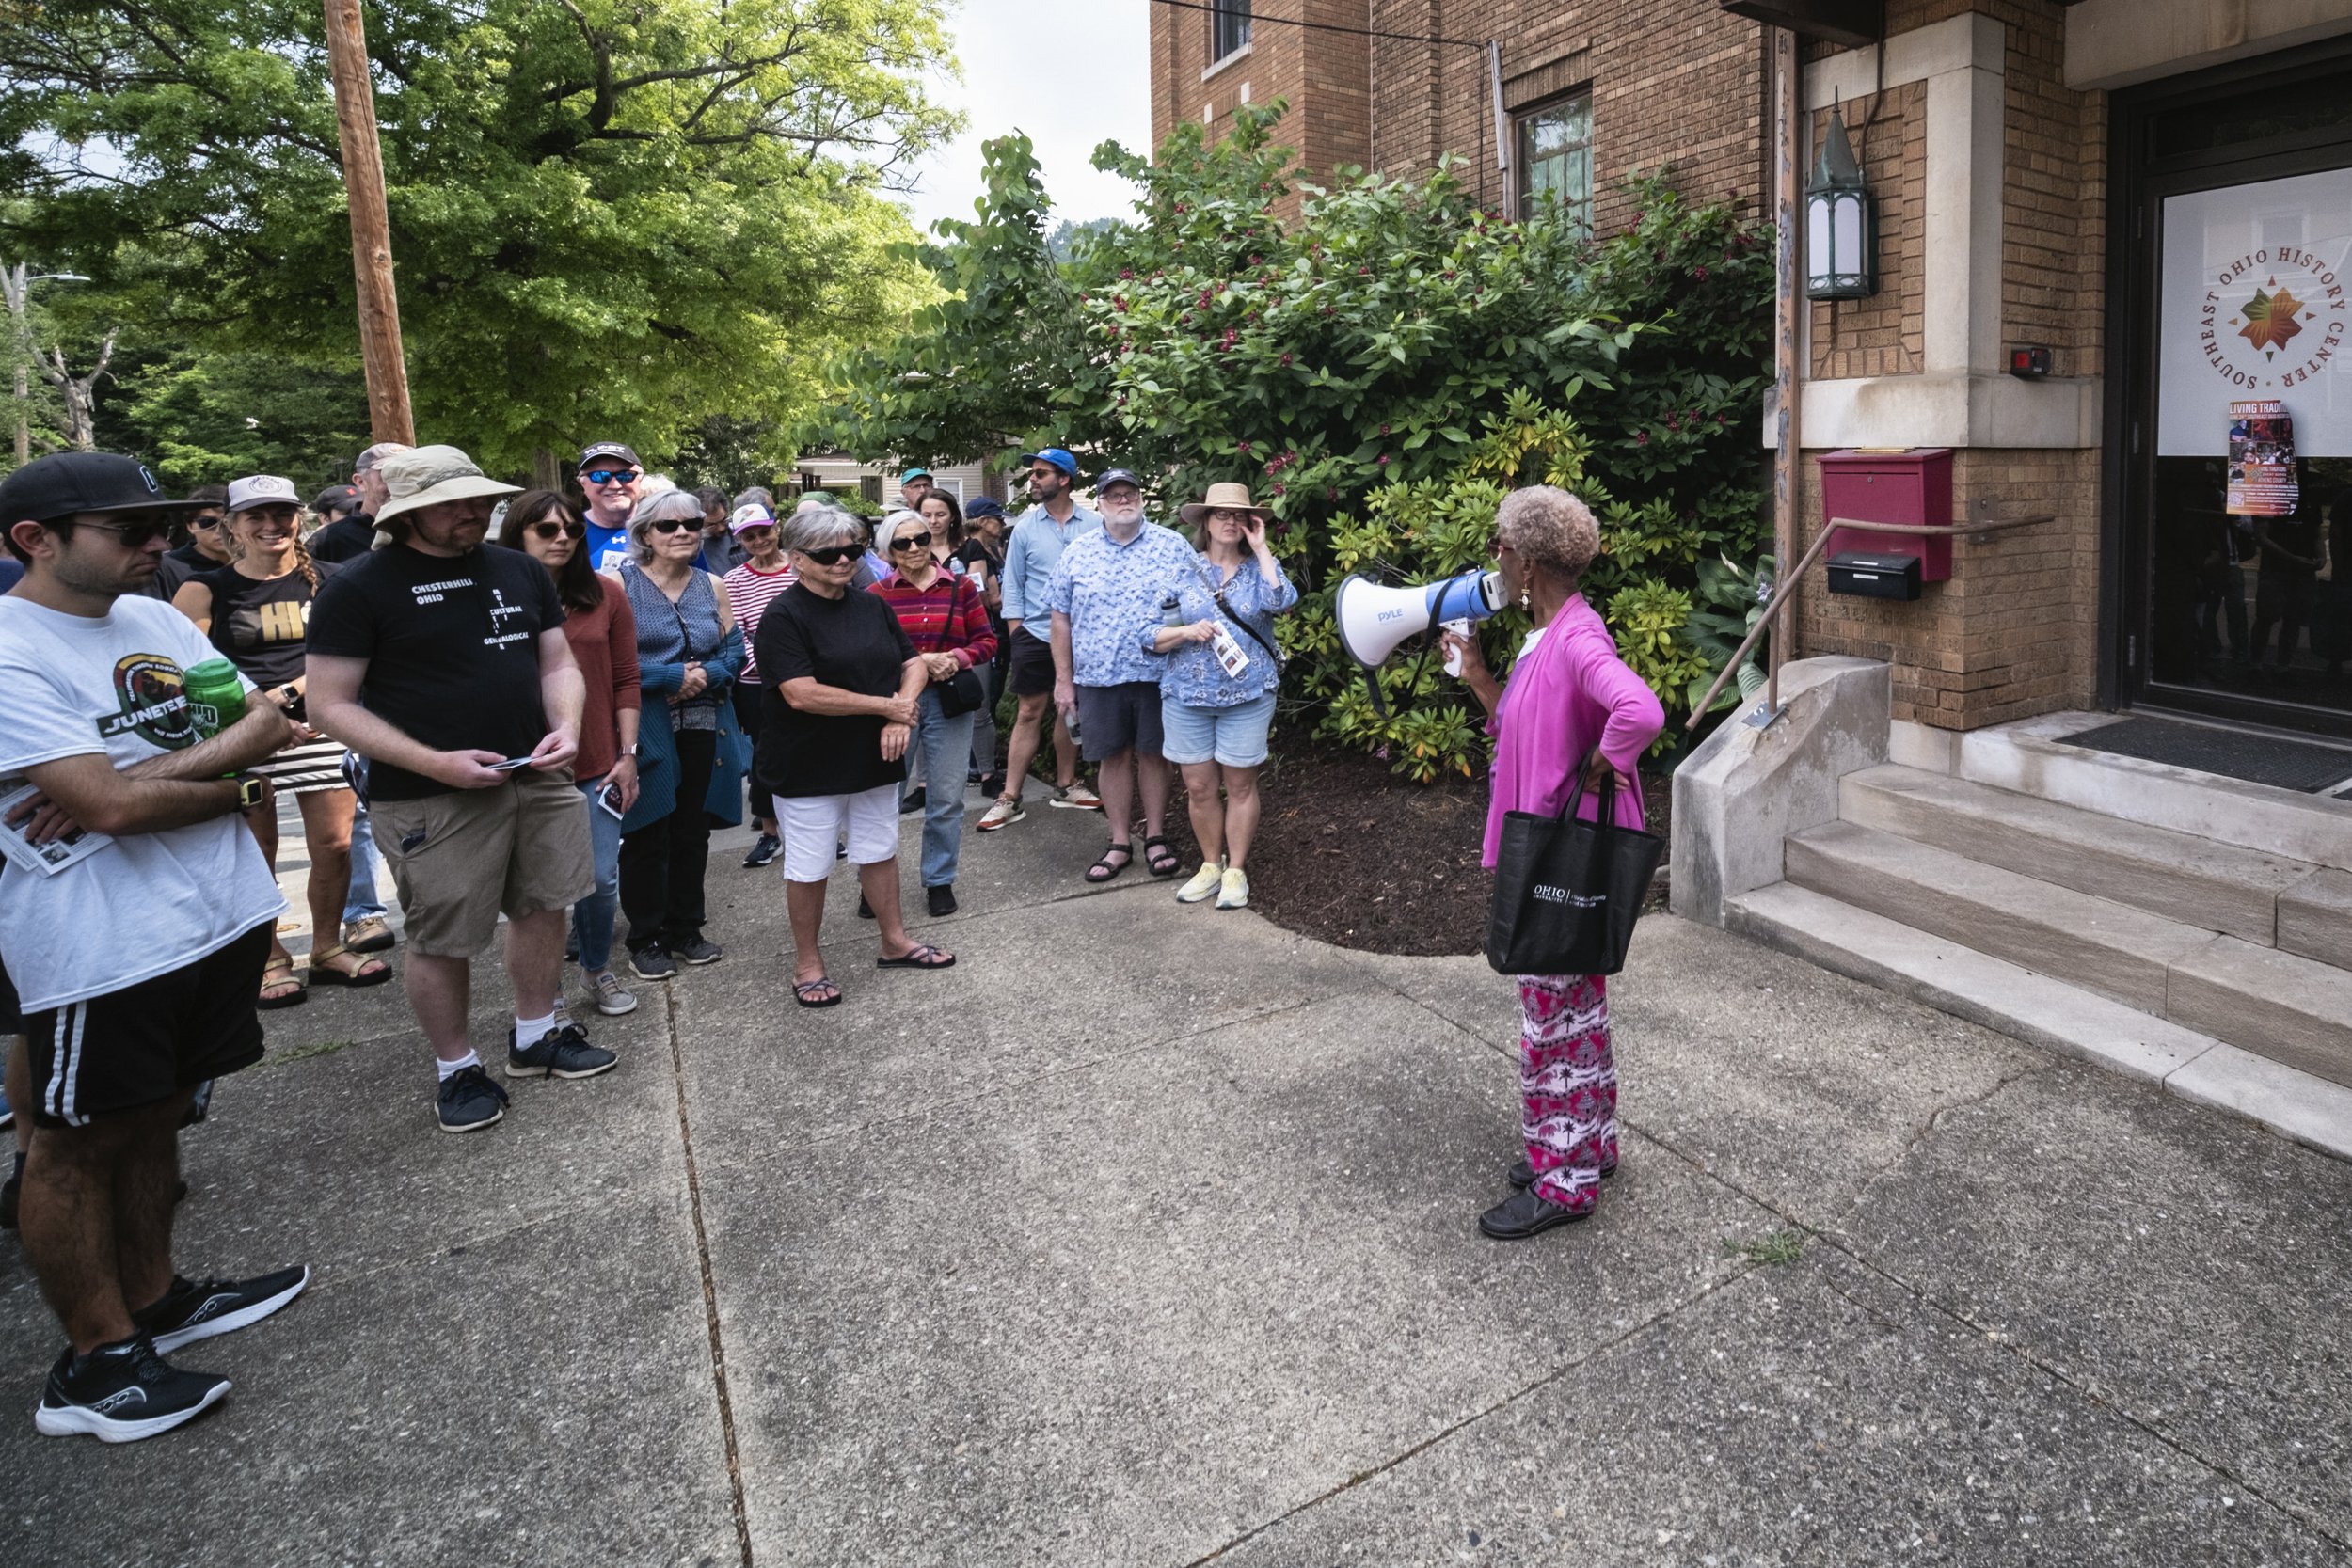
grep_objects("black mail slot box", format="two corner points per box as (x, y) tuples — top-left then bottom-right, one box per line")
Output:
(1827, 550), (1923, 601)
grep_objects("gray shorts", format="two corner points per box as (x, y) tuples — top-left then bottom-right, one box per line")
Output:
(1073, 681), (1165, 762)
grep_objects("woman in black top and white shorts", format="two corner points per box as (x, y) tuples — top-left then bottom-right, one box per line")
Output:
(173, 475), (390, 1006)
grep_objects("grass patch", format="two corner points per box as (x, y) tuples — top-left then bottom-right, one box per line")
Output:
(1724, 1227), (1806, 1267)
(267, 1037), (360, 1067)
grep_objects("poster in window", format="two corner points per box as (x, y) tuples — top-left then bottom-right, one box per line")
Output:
(2225, 400), (2296, 515)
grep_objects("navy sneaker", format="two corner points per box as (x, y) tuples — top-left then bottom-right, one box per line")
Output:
(135, 1267), (310, 1354)
(35, 1335), (230, 1444)
(437, 1065), (510, 1133)
(505, 1022), (618, 1081)
(628, 946), (677, 983)
(741, 833), (781, 868)
(671, 935), (723, 966)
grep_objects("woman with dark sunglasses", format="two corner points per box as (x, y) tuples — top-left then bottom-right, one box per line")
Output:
(872, 509), (995, 916)
(497, 490), (644, 1018)
(612, 488), (748, 981)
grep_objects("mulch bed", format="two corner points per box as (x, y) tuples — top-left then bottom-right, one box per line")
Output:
(1150, 722), (1674, 958)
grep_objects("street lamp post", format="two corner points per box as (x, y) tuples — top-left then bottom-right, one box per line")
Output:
(4, 266), (91, 466)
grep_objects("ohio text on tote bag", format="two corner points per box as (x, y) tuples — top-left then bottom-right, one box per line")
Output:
(1484, 753), (1664, 976)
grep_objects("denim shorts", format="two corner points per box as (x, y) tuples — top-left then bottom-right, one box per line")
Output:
(1160, 689), (1276, 768)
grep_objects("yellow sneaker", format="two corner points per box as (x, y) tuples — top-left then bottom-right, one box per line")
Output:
(1215, 867), (1250, 910)
(1176, 863), (1224, 904)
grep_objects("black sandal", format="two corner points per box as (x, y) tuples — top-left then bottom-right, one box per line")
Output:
(1143, 835), (1181, 878)
(876, 943), (955, 970)
(1087, 843), (1134, 883)
(793, 977), (842, 1008)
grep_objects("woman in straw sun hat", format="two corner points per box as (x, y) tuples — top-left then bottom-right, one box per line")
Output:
(1150, 482), (1296, 911)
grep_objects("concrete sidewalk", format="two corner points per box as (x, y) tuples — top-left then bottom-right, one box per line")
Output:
(3, 795), (2347, 1566)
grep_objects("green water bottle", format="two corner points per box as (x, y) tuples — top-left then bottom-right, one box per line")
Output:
(184, 657), (247, 738)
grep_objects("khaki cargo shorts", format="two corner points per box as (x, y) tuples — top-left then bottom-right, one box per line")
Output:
(372, 770), (595, 957)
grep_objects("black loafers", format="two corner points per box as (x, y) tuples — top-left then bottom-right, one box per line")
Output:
(1478, 1186), (1593, 1240)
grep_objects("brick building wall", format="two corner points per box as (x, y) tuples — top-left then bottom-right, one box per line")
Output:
(1794, 0), (2110, 729)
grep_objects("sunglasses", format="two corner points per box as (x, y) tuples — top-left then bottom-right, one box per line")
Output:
(582, 468), (640, 486)
(188, 514), (223, 530)
(892, 531), (934, 550)
(531, 519), (585, 540)
(800, 545), (858, 566)
(79, 517), (177, 549)
(647, 517), (698, 534)
(1026, 467), (1062, 481)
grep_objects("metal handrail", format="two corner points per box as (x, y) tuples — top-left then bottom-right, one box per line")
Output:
(1684, 511), (2056, 732)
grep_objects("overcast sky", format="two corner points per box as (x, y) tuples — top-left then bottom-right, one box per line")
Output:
(897, 0), (1155, 235)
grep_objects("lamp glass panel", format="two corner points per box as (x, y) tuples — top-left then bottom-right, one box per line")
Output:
(1831, 193), (1864, 271)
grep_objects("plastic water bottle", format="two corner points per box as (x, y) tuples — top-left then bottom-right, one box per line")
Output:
(1160, 591), (1184, 627)
(183, 657), (247, 737)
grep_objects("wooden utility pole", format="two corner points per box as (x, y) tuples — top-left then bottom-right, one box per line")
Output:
(323, 0), (414, 444)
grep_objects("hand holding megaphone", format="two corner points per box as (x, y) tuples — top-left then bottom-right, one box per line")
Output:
(1333, 567), (1504, 670)
(1438, 625), (1488, 685)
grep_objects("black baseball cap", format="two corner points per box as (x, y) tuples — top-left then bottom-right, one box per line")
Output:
(0, 451), (208, 527)
(313, 483), (360, 514)
(577, 441), (642, 472)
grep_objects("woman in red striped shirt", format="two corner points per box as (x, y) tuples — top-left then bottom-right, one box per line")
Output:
(870, 510), (997, 916)
(722, 505), (795, 869)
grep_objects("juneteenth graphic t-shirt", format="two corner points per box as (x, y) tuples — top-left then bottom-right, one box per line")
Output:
(306, 542), (565, 801)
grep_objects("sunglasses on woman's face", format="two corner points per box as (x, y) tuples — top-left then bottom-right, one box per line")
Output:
(531, 519), (585, 540)
(647, 517), (698, 534)
(892, 531), (934, 551)
(800, 545), (857, 566)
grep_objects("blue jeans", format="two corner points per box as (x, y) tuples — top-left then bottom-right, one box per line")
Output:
(570, 774), (626, 974)
(342, 753), (387, 922)
(914, 688), (975, 888)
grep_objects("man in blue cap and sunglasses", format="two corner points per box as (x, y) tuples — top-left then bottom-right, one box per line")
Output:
(980, 448), (1103, 831)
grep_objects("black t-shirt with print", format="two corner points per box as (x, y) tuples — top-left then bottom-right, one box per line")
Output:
(755, 582), (917, 799)
(192, 560), (340, 689)
(307, 542), (565, 800)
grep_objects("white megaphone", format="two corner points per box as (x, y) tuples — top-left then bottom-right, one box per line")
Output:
(1334, 567), (1504, 669)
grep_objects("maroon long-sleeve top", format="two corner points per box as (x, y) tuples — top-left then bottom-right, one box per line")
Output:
(564, 574), (644, 782)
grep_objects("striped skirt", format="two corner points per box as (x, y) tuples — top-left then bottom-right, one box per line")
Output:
(255, 736), (352, 796)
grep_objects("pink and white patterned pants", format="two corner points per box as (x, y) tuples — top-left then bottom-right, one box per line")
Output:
(1516, 974), (1617, 1212)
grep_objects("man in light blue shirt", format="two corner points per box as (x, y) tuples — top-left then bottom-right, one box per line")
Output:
(1047, 468), (1197, 882)
(977, 448), (1104, 832)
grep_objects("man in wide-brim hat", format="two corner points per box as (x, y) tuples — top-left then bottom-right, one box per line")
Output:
(306, 443), (619, 1136)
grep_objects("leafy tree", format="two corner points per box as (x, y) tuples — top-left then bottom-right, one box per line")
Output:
(823, 104), (1775, 769)
(116, 353), (373, 491)
(0, 0), (960, 476)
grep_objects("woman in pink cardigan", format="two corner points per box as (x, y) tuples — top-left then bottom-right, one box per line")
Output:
(1442, 486), (1664, 1240)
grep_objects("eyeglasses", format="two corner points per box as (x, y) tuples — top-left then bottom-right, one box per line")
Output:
(892, 531), (934, 550)
(78, 517), (177, 549)
(800, 545), (858, 566)
(582, 468), (641, 486)
(647, 517), (698, 534)
(530, 520), (585, 540)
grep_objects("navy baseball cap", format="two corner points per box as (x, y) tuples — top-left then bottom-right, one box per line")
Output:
(0, 451), (207, 526)
(1019, 448), (1077, 478)
(1096, 468), (1142, 492)
(963, 497), (1005, 519)
(577, 441), (642, 472)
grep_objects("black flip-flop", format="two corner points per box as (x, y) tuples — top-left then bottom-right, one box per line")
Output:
(793, 977), (842, 1008)
(876, 944), (956, 970)
(1143, 835), (1181, 878)
(1086, 843), (1134, 883)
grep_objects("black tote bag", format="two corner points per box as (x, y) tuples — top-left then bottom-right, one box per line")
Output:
(1484, 754), (1665, 977)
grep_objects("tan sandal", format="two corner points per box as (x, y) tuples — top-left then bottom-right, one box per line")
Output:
(309, 942), (392, 989)
(258, 957), (309, 1010)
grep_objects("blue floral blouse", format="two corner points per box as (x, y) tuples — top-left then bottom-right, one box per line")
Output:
(1142, 552), (1297, 709)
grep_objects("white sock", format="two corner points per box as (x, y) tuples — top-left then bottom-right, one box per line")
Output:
(436, 1051), (481, 1082)
(513, 1010), (559, 1049)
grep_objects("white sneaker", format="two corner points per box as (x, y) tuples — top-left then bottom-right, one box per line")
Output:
(589, 970), (639, 1017)
(1215, 867), (1250, 910)
(1052, 782), (1103, 810)
(977, 797), (1026, 832)
(1176, 863), (1224, 904)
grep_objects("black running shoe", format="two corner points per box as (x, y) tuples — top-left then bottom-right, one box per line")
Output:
(135, 1267), (310, 1354)
(34, 1335), (230, 1444)
(505, 1022), (618, 1081)
(741, 833), (781, 868)
(671, 935), (723, 966)
(437, 1065), (510, 1132)
(927, 883), (958, 917)
(898, 786), (927, 815)
(628, 946), (677, 983)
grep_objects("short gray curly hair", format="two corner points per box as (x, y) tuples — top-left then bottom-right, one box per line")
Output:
(1495, 484), (1600, 580)
(782, 504), (865, 558)
(627, 486), (706, 562)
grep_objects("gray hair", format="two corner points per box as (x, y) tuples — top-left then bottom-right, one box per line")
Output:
(876, 508), (926, 554)
(1495, 484), (1600, 581)
(628, 486), (707, 561)
(783, 504), (866, 558)
(732, 486), (773, 512)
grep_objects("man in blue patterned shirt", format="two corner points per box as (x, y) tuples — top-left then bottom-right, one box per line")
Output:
(1047, 469), (1199, 882)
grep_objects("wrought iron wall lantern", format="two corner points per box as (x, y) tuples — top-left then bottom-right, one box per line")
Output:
(1805, 103), (1877, 300)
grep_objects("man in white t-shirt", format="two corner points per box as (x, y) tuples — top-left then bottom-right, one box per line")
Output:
(0, 451), (311, 1444)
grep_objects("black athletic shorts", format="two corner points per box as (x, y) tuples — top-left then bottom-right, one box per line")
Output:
(24, 923), (271, 1129)
(1008, 626), (1057, 697)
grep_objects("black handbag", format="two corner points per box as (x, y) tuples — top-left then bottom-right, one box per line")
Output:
(927, 570), (987, 717)
(1484, 752), (1664, 977)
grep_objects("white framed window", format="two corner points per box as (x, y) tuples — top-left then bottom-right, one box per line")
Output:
(1515, 91), (1594, 235)
(1212, 0), (1251, 63)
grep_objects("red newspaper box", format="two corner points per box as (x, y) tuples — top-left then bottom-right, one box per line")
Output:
(1818, 447), (1952, 582)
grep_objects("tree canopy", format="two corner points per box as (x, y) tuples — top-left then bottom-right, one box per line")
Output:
(0, 0), (961, 476)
